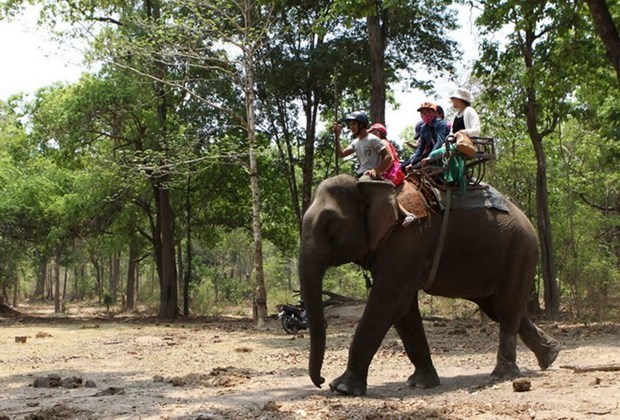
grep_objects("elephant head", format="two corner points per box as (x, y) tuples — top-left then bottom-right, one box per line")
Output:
(299, 174), (398, 388)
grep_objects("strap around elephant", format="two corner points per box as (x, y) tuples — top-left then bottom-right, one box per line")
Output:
(423, 188), (452, 291)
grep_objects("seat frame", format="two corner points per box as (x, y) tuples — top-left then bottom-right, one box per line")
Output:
(411, 135), (496, 191)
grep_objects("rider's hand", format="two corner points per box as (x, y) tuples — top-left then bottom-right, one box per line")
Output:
(364, 169), (382, 179)
(332, 123), (342, 136)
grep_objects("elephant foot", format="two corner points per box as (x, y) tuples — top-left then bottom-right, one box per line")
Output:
(406, 367), (440, 389)
(536, 339), (561, 370)
(491, 356), (520, 379)
(329, 371), (367, 396)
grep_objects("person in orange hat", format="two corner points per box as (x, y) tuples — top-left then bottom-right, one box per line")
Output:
(400, 102), (450, 172)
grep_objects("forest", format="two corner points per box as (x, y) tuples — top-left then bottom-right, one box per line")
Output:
(0, 0), (618, 322)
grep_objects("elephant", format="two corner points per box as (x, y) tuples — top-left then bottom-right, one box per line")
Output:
(298, 174), (560, 396)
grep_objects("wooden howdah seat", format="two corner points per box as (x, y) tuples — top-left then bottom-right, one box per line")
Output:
(411, 135), (496, 190)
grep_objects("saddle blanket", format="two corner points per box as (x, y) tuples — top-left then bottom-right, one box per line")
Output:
(436, 183), (510, 213)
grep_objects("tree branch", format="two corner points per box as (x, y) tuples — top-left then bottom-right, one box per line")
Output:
(579, 193), (618, 213)
(561, 364), (620, 373)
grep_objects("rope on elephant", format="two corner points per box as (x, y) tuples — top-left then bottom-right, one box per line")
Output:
(423, 188), (452, 291)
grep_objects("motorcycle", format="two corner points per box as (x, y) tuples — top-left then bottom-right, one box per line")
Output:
(276, 301), (307, 334)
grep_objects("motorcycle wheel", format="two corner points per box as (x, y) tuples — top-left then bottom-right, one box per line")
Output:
(281, 314), (299, 334)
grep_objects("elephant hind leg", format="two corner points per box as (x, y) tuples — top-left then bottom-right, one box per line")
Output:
(468, 297), (520, 379)
(519, 316), (561, 370)
(491, 325), (520, 379)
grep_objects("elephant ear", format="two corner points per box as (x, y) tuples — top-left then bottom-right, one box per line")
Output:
(357, 176), (398, 252)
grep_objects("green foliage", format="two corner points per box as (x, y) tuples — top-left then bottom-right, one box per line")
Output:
(1, 0), (619, 321)
(103, 293), (114, 308)
(323, 0), (458, 82)
(324, 265), (368, 300)
(543, 117), (620, 321)
(189, 228), (254, 313)
(473, 0), (619, 318)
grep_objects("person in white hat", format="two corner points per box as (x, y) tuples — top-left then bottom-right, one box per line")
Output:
(449, 88), (480, 137)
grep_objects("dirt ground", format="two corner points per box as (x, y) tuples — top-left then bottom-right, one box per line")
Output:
(1, 304), (619, 420)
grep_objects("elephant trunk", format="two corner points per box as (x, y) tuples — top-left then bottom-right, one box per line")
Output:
(299, 248), (327, 388)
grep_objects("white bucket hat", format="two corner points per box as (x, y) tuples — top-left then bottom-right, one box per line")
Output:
(450, 88), (473, 105)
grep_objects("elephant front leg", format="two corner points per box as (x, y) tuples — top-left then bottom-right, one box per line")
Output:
(329, 321), (384, 396)
(329, 368), (368, 396)
(394, 296), (440, 389)
(330, 293), (400, 396)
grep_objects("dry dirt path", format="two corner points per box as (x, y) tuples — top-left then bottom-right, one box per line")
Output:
(1, 307), (619, 419)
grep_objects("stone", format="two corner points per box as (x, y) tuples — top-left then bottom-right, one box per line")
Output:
(512, 378), (531, 392)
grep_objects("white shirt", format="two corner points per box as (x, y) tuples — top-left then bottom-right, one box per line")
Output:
(456, 106), (481, 137)
(350, 133), (385, 175)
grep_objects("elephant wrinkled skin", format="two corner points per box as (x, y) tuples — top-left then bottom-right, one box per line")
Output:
(299, 174), (560, 396)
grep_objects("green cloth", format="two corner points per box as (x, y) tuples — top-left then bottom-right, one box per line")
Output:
(428, 143), (466, 193)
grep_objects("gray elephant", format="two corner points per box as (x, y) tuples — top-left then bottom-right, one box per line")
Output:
(298, 174), (560, 396)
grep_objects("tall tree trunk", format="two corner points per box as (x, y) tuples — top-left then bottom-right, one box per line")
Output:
(54, 248), (61, 313)
(531, 138), (559, 317)
(73, 268), (79, 300)
(126, 237), (137, 311)
(33, 252), (47, 300)
(248, 93), (268, 325)
(176, 238), (183, 306)
(143, 0), (178, 320)
(46, 264), (53, 301)
(301, 96), (318, 217)
(62, 268), (68, 300)
(271, 101), (303, 230)
(77, 265), (85, 300)
(298, 32), (324, 219)
(109, 252), (120, 302)
(523, 25), (560, 319)
(243, 1), (268, 325)
(367, 6), (387, 123)
(12, 272), (19, 307)
(585, 0), (620, 83)
(157, 187), (178, 319)
(151, 185), (164, 283)
(183, 174), (192, 316)
(1, 283), (8, 305)
(90, 252), (103, 303)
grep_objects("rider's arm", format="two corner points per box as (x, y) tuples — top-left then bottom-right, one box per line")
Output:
(431, 120), (450, 152)
(333, 124), (355, 158)
(461, 107), (481, 137)
(374, 148), (393, 176)
(364, 140), (392, 178)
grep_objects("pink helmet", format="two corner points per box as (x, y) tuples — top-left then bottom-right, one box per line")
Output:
(368, 123), (387, 138)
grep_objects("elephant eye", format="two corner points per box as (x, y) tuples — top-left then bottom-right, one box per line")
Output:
(321, 210), (343, 242)
(325, 217), (339, 243)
